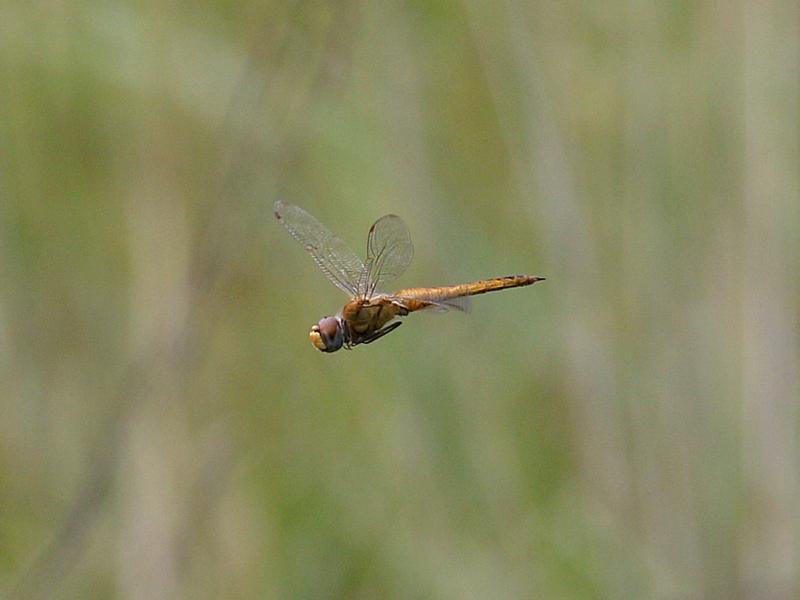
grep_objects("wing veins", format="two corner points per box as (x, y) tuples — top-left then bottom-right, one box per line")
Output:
(274, 201), (365, 296)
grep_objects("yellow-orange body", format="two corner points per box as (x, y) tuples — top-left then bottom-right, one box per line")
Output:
(339, 275), (542, 346)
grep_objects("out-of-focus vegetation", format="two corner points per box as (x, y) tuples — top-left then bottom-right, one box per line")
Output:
(1, 2), (798, 598)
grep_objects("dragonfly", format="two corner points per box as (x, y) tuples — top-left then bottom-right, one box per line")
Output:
(274, 201), (545, 353)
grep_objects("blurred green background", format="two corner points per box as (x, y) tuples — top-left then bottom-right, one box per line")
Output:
(2, 1), (798, 598)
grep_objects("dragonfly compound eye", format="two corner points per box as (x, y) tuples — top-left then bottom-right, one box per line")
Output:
(309, 316), (343, 352)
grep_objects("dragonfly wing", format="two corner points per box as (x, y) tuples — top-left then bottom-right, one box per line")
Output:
(428, 295), (471, 312)
(360, 214), (414, 297)
(274, 201), (364, 296)
(393, 293), (471, 313)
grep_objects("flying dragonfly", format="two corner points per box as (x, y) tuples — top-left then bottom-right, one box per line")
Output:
(274, 201), (545, 353)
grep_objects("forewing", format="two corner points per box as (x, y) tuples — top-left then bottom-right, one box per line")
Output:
(274, 201), (364, 296)
(360, 214), (414, 297)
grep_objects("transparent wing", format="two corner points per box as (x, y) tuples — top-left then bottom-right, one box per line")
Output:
(274, 201), (365, 296)
(392, 293), (472, 313)
(359, 214), (414, 297)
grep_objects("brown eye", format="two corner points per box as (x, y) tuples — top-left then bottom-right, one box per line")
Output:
(317, 317), (339, 339)
(309, 317), (343, 352)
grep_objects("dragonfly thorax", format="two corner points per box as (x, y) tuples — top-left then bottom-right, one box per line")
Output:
(309, 316), (346, 353)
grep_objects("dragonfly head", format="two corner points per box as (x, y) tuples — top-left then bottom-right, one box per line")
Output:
(309, 316), (344, 352)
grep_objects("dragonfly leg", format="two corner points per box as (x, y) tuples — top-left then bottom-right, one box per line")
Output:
(361, 321), (403, 345)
